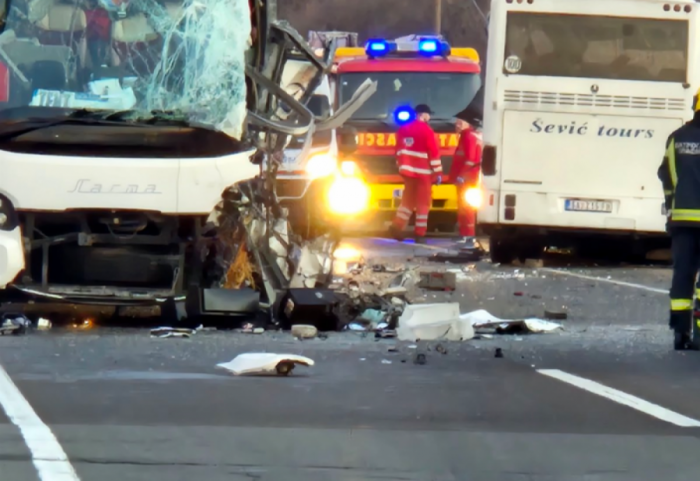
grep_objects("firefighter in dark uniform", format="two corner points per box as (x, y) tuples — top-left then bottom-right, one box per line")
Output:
(658, 88), (700, 350)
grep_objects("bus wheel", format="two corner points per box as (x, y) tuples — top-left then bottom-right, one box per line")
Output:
(489, 237), (516, 265)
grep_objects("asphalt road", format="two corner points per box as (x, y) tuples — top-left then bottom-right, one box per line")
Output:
(2, 238), (700, 481)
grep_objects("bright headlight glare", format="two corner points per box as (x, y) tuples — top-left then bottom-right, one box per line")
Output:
(464, 187), (483, 209)
(327, 177), (369, 215)
(340, 160), (359, 176)
(305, 153), (337, 179)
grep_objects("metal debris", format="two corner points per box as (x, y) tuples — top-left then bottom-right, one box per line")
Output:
(151, 327), (196, 339)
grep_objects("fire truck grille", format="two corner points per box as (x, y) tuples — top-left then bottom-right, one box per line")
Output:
(356, 155), (453, 177)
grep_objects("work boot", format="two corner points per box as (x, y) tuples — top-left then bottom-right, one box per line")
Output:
(388, 224), (404, 241)
(674, 330), (697, 351)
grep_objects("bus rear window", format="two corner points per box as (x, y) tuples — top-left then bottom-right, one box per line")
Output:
(503, 13), (688, 82)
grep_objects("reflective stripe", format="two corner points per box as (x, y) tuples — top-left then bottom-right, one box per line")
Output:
(430, 160), (442, 167)
(671, 299), (693, 311)
(396, 210), (411, 220)
(664, 189), (673, 195)
(397, 149), (428, 159)
(671, 209), (700, 222)
(416, 214), (428, 219)
(667, 138), (677, 187)
(398, 206), (411, 214)
(415, 222), (428, 227)
(399, 165), (432, 175)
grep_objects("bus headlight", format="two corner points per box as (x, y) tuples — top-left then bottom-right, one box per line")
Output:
(305, 153), (337, 179)
(464, 187), (483, 209)
(327, 176), (369, 215)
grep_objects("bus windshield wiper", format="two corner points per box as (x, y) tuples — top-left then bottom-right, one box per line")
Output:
(0, 109), (191, 142)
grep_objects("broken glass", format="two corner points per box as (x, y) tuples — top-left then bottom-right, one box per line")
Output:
(0, 0), (250, 139)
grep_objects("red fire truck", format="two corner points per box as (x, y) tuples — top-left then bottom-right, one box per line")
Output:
(330, 35), (483, 233)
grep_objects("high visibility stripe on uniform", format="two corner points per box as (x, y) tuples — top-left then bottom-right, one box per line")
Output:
(415, 222), (428, 227)
(399, 165), (432, 175)
(664, 189), (673, 195)
(397, 149), (428, 159)
(667, 138), (677, 187)
(671, 298), (693, 311)
(416, 214), (428, 220)
(430, 160), (442, 167)
(396, 208), (411, 220)
(671, 208), (700, 222)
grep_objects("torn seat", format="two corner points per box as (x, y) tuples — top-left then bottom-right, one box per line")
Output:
(111, 13), (161, 76)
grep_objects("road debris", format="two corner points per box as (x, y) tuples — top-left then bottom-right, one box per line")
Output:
(463, 310), (563, 335)
(291, 324), (318, 339)
(0, 314), (31, 335)
(381, 359), (392, 364)
(397, 303), (475, 341)
(418, 271), (457, 290)
(544, 309), (568, 320)
(151, 327), (196, 339)
(36, 318), (52, 330)
(242, 322), (265, 334)
(494, 348), (504, 358)
(217, 353), (314, 376)
(414, 353), (427, 365)
(435, 344), (448, 355)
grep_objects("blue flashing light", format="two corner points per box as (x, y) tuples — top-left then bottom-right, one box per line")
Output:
(366, 39), (389, 56)
(418, 39), (439, 54)
(394, 107), (415, 125)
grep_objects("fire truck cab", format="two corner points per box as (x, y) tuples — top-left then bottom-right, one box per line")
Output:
(330, 35), (483, 234)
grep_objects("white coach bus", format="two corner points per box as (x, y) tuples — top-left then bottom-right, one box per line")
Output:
(480, 0), (699, 263)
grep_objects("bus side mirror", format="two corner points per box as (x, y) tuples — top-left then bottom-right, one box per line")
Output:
(481, 145), (496, 176)
(338, 126), (358, 154)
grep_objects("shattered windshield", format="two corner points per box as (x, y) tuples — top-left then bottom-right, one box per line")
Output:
(338, 72), (481, 121)
(0, 0), (250, 138)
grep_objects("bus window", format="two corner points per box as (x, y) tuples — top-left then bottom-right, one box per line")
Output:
(503, 12), (688, 83)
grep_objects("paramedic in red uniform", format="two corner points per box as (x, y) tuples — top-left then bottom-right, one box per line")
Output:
(451, 110), (483, 249)
(389, 104), (443, 242)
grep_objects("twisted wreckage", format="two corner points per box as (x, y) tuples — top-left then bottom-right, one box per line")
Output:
(0, 0), (376, 324)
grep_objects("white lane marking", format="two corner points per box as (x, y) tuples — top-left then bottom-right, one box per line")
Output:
(0, 364), (80, 480)
(540, 268), (669, 294)
(538, 369), (700, 428)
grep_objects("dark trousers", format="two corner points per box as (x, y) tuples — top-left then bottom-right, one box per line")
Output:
(670, 227), (700, 331)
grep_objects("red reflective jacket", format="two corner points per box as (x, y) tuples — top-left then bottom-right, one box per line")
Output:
(451, 127), (482, 182)
(395, 120), (442, 178)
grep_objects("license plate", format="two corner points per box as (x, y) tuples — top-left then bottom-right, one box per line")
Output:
(565, 199), (613, 213)
(393, 189), (403, 198)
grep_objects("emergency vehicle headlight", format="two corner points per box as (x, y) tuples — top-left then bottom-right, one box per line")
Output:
(340, 160), (360, 177)
(394, 106), (414, 125)
(305, 153), (337, 179)
(327, 176), (369, 215)
(464, 187), (483, 209)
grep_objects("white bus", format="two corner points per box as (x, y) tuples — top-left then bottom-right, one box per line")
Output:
(480, 0), (698, 263)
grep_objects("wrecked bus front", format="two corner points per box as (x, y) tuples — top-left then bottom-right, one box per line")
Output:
(0, 0), (377, 312)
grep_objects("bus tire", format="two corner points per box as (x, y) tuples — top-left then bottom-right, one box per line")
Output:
(489, 237), (516, 265)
